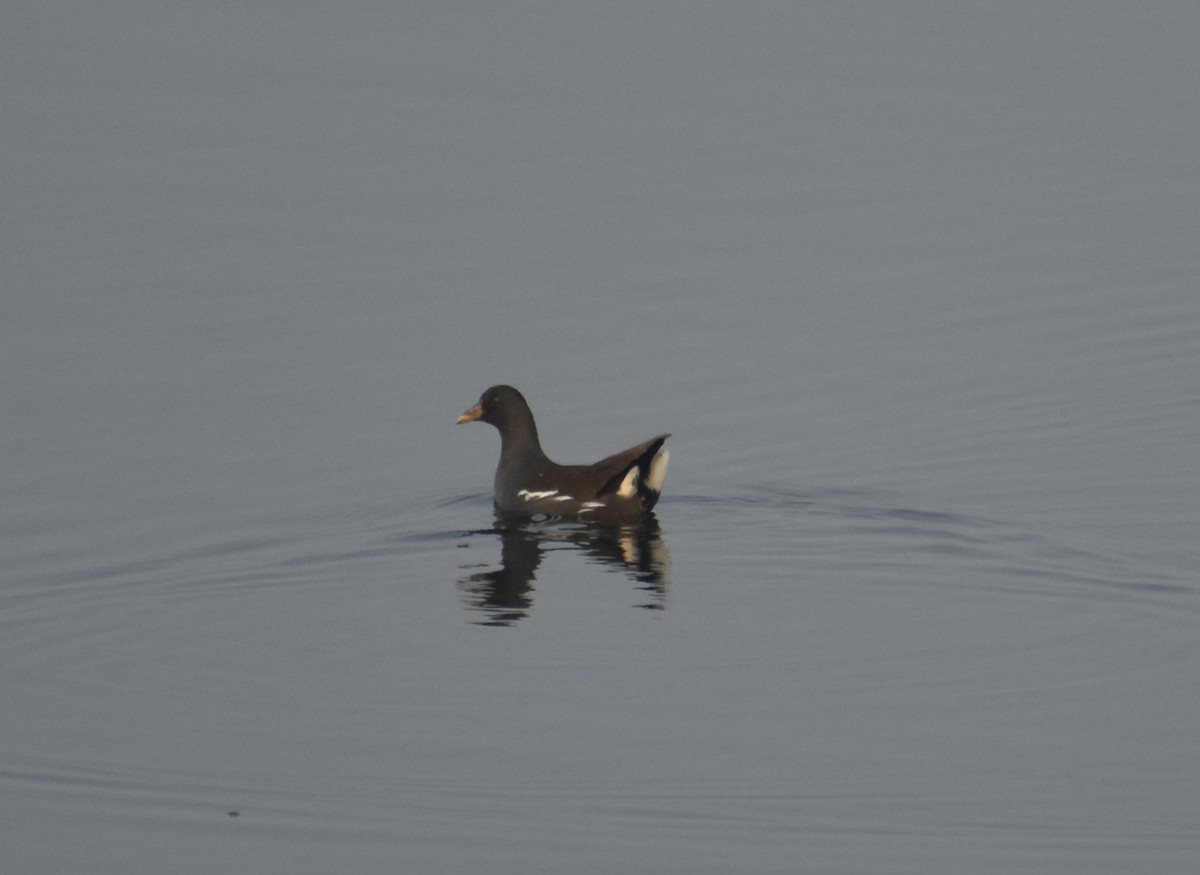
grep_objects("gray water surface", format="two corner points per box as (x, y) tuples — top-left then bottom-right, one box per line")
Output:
(3, 3), (1199, 873)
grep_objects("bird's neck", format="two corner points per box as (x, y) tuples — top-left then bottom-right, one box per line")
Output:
(498, 412), (546, 463)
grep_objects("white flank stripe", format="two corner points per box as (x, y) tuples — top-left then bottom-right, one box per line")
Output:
(552, 494), (573, 502)
(518, 489), (559, 501)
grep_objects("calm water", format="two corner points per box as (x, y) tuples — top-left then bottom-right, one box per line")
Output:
(4, 3), (1199, 873)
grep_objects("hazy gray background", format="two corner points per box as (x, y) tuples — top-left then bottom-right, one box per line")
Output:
(3, 3), (1198, 873)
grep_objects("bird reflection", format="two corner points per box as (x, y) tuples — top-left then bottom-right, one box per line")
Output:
(456, 513), (670, 626)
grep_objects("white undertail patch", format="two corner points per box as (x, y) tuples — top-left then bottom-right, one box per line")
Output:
(646, 451), (670, 494)
(616, 466), (640, 498)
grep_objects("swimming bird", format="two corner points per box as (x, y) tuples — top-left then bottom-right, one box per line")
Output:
(456, 385), (669, 522)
